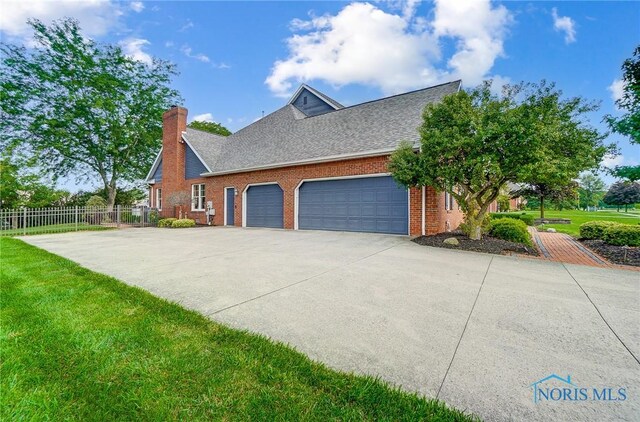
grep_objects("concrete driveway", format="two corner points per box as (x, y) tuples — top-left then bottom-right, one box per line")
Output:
(22, 227), (639, 421)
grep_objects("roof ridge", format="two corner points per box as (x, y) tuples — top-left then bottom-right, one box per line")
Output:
(324, 80), (461, 115)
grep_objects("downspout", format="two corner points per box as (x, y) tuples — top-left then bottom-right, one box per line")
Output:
(421, 186), (426, 236)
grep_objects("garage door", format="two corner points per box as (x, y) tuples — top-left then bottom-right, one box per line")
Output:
(298, 176), (408, 235)
(245, 184), (283, 228)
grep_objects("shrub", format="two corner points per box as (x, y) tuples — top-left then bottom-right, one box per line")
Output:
(149, 209), (159, 225)
(171, 219), (196, 228)
(490, 212), (534, 226)
(602, 225), (640, 247)
(489, 218), (532, 245)
(85, 195), (107, 208)
(158, 218), (177, 228)
(579, 221), (620, 240)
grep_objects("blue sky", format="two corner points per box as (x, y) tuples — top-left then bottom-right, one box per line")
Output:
(1, 1), (638, 190)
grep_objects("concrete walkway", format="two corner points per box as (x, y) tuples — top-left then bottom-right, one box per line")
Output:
(20, 228), (640, 422)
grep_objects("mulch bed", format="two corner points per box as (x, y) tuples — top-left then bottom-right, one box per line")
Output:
(580, 240), (640, 267)
(412, 231), (539, 257)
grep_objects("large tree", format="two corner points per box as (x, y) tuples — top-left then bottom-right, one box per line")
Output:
(188, 120), (232, 136)
(516, 181), (578, 218)
(578, 172), (606, 210)
(390, 81), (608, 240)
(603, 181), (640, 212)
(607, 46), (640, 181)
(0, 158), (69, 208)
(0, 19), (181, 210)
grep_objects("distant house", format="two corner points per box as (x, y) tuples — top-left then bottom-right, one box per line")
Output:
(145, 81), (464, 235)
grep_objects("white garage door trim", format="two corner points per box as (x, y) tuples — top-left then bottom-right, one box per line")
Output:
(294, 173), (410, 234)
(242, 182), (282, 228)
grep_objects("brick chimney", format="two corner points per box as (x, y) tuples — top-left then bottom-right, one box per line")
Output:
(161, 105), (188, 197)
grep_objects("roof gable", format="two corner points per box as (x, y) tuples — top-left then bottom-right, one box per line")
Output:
(288, 84), (343, 117)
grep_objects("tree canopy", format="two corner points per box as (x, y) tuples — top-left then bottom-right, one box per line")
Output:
(603, 181), (640, 212)
(188, 120), (232, 136)
(578, 173), (606, 210)
(0, 19), (181, 210)
(607, 46), (640, 182)
(0, 159), (69, 208)
(390, 81), (608, 239)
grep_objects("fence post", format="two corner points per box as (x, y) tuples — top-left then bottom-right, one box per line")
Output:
(23, 208), (27, 236)
(75, 206), (79, 231)
(117, 205), (121, 228)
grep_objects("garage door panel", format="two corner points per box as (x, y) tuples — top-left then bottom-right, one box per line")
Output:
(246, 184), (283, 228)
(298, 176), (408, 235)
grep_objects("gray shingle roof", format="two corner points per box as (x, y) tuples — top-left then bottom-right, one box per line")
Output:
(183, 80), (461, 176)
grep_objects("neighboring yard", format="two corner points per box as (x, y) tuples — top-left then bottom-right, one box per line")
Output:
(523, 210), (640, 237)
(0, 237), (475, 421)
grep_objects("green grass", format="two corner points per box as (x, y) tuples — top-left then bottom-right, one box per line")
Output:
(0, 237), (476, 421)
(522, 209), (640, 237)
(1, 222), (112, 236)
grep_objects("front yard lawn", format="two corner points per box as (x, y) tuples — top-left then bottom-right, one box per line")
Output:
(0, 237), (475, 421)
(1, 222), (112, 237)
(522, 210), (640, 237)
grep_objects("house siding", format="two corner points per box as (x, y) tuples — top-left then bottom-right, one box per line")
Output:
(152, 158), (163, 181)
(185, 144), (208, 180)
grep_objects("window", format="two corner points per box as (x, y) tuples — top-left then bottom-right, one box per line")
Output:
(156, 188), (162, 210)
(192, 184), (205, 211)
(303, 96), (307, 105)
(445, 191), (455, 211)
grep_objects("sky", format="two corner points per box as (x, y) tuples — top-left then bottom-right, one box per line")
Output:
(1, 0), (638, 191)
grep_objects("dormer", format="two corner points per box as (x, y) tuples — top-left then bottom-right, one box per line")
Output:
(288, 84), (343, 117)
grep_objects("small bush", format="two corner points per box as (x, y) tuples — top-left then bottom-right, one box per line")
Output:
(602, 225), (640, 247)
(149, 209), (159, 225)
(579, 221), (620, 240)
(489, 218), (532, 245)
(171, 219), (196, 228)
(490, 212), (534, 226)
(158, 218), (177, 228)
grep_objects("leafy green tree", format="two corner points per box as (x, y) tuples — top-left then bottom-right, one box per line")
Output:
(0, 158), (69, 208)
(0, 19), (181, 211)
(606, 46), (639, 181)
(517, 182), (579, 217)
(578, 173), (606, 210)
(603, 181), (640, 212)
(390, 81), (607, 239)
(188, 120), (232, 136)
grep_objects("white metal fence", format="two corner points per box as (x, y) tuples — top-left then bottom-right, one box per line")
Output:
(0, 206), (159, 236)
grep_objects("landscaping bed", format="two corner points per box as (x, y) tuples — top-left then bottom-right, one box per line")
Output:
(580, 239), (640, 267)
(413, 231), (539, 256)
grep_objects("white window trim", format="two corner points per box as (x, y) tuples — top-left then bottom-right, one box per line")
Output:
(191, 183), (205, 211)
(155, 188), (162, 211)
(241, 182), (281, 228)
(293, 173), (410, 236)
(223, 186), (235, 226)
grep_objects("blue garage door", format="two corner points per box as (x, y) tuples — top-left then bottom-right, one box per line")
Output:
(246, 184), (283, 228)
(298, 176), (408, 235)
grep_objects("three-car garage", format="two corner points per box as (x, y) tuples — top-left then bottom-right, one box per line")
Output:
(243, 176), (409, 235)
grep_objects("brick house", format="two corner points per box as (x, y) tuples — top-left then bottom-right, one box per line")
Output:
(145, 81), (464, 236)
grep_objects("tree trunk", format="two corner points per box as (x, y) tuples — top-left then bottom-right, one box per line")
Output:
(540, 195), (545, 219)
(106, 185), (117, 212)
(465, 206), (484, 241)
(625, 204), (628, 212)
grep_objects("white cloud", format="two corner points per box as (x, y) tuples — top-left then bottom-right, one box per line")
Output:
(0, 0), (122, 39)
(179, 19), (194, 32)
(119, 38), (152, 65)
(130, 1), (144, 13)
(192, 113), (214, 122)
(608, 79), (625, 104)
(265, 0), (512, 97)
(602, 154), (624, 169)
(181, 45), (210, 63)
(551, 8), (576, 44)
